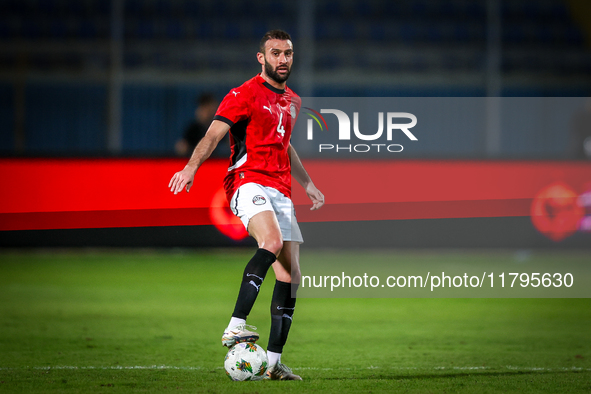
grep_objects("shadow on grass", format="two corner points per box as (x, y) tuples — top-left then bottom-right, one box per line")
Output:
(323, 369), (590, 381)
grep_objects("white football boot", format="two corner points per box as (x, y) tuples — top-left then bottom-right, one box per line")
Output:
(264, 362), (302, 381)
(221, 323), (259, 347)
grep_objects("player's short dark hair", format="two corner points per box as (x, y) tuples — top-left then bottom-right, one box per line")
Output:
(259, 29), (292, 53)
(197, 93), (217, 107)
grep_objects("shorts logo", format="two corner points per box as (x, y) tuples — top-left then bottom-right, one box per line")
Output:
(252, 195), (266, 205)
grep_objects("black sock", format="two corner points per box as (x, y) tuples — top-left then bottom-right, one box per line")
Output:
(267, 280), (298, 354)
(231, 248), (276, 320)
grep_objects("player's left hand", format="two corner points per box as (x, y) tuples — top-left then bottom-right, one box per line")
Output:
(306, 183), (325, 210)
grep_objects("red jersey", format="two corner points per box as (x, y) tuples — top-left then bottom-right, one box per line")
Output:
(214, 74), (301, 202)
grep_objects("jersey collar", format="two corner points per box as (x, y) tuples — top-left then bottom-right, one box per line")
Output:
(257, 74), (285, 95)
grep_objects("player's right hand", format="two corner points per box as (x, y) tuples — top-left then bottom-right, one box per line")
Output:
(168, 166), (196, 195)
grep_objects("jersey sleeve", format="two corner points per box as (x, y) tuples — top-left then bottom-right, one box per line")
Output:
(214, 87), (250, 127)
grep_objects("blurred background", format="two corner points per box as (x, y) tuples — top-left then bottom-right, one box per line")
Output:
(1, 0), (590, 158)
(1, 0), (590, 248)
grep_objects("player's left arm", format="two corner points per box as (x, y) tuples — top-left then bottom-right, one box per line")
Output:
(288, 144), (324, 210)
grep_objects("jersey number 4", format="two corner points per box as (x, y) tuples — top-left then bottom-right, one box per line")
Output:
(276, 112), (285, 137)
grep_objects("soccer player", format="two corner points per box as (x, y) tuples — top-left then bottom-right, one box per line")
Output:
(168, 29), (324, 381)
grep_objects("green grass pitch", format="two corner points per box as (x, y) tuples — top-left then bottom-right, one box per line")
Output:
(0, 249), (590, 393)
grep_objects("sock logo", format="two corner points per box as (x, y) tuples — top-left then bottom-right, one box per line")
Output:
(252, 195), (266, 205)
(246, 273), (264, 281)
(249, 280), (261, 292)
(282, 313), (293, 321)
(276, 306), (295, 311)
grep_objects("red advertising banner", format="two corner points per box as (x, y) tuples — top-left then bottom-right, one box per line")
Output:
(1, 158), (590, 242)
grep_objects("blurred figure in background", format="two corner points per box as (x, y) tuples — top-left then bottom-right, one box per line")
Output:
(175, 93), (229, 157)
(569, 98), (591, 159)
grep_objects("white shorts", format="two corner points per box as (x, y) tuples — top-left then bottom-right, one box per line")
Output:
(230, 183), (303, 243)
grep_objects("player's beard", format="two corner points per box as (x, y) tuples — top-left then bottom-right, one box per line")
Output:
(264, 58), (291, 84)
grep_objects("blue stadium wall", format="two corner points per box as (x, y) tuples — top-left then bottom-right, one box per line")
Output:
(1, 82), (590, 156)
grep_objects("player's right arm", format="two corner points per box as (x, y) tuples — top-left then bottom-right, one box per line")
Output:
(168, 120), (230, 194)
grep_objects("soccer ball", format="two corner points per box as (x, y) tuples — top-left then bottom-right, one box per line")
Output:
(224, 342), (269, 381)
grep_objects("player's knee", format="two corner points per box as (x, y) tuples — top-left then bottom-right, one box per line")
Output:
(259, 237), (283, 256)
(291, 266), (301, 284)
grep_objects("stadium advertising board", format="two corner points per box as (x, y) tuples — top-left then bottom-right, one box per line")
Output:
(0, 158), (590, 244)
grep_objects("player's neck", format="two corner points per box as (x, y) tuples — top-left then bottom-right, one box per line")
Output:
(260, 72), (286, 91)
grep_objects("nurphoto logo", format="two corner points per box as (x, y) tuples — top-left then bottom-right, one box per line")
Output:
(303, 107), (418, 153)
